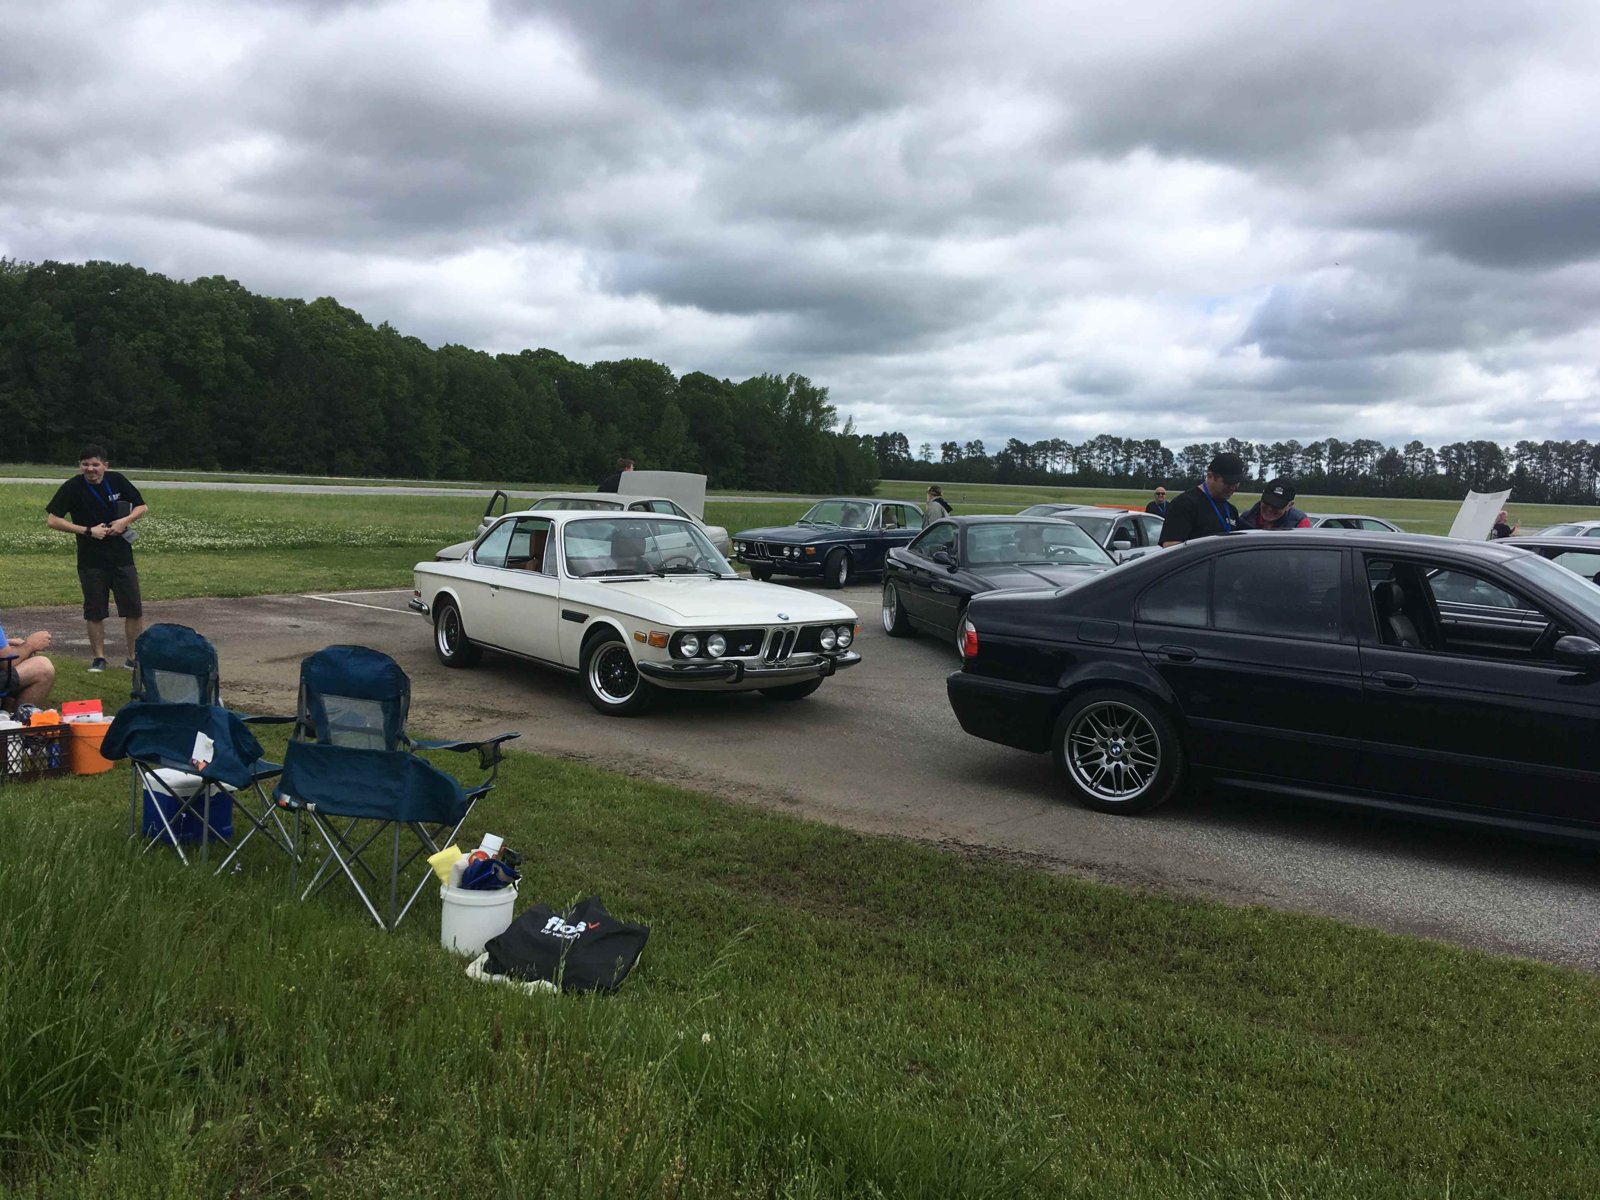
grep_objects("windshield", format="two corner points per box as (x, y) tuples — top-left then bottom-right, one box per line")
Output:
(1055, 514), (1113, 543)
(964, 520), (1112, 567)
(1504, 554), (1600, 625)
(563, 517), (732, 579)
(531, 498), (622, 511)
(799, 500), (874, 529)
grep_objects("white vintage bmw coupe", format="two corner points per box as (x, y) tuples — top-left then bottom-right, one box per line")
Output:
(411, 509), (862, 715)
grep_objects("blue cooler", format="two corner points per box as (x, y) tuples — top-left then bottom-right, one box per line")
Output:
(141, 767), (234, 844)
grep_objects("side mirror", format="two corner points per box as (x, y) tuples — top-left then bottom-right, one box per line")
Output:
(930, 549), (955, 567)
(1111, 539), (1133, 552)
(1554, 635), (1600, 671)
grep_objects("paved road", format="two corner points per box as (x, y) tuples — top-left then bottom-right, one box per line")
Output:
(0, 477), (808, 503)
(13, 582), (1599, 970)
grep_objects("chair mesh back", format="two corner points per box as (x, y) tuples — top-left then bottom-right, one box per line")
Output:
(134, 624), (220, 705)
(299, 645), (410, 751)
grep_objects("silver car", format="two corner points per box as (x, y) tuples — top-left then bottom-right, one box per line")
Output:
(1306, 513), (1403, 532)
(1016, 504), (1164, 562)
(436, 491), (731, 561)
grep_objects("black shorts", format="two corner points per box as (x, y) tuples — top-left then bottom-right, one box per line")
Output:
(79, 564), (143, 621)
(0, 659), (18, 703)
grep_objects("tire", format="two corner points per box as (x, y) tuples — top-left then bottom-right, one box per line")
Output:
(580, 633), (655, 716)
(1051, 688), (1182, 815)
(749, 563), (774, 581)
(824, 549), (851, 589)
(881, 579), (914, 637)
(433, 599), (482, 667)
(760, 678), (824, 701)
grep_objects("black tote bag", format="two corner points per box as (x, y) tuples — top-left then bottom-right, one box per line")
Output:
(482, 896), (649, 993)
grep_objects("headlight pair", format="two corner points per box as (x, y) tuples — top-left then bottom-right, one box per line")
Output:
(819, 624), (854, 652)
(672, 630), (758, 660)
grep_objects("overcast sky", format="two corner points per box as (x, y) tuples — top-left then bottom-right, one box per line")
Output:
(4, 0), (1599, 451)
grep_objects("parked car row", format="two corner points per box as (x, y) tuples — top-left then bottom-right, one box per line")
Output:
(413, 489), (1600, 847)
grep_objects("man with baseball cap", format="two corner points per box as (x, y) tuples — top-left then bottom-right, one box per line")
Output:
(1239, 478), (1312, 530)
(1160, 452), (1246, 545)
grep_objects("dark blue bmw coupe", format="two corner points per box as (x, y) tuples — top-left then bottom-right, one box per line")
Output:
(733, 497), (928, 588)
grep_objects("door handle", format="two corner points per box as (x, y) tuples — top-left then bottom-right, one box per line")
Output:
(1158, 645), (1196, 663)
(932, 584), (952, 594)
(1369, 671), (1417, 690)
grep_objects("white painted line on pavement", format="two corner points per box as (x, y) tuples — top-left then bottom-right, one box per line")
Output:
(320, 588), (412, 596)
(302, 595), (414, 614)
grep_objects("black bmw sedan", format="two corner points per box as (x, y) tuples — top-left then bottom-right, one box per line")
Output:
(882, 516), (1113, 651)
(947, 530), (1600, 842)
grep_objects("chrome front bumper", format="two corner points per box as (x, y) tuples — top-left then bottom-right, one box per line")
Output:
(636, 650), (861, 690)
(408, 598), (430, 616)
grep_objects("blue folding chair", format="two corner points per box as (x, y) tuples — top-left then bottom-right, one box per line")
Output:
(122, 623), (296, 871)
(103, 702), (271, 869)
(276, 646), (519, 931)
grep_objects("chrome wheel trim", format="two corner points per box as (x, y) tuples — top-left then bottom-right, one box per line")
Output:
(588, 642), (640, 704)
(1064, 701), (1160, 802)
(436, 606), (461, 658)
(834, 554), (850, 587)
(881, 582), (898, 630)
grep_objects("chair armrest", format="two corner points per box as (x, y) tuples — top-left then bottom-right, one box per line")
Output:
(411, 732), (521, 754)
(236, 713), (297, 726)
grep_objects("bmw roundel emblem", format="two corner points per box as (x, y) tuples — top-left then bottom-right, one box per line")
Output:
(777, 612), (790, 621)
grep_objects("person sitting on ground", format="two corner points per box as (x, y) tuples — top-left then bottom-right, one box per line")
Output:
(1238, 478), (1312, 530)
(1490, 510), (1519, 540)
(0, 616), (54, 716)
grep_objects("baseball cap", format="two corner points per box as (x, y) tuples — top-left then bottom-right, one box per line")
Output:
(1259, 478), (1296, 509)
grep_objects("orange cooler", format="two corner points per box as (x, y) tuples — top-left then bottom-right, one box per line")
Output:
(67, 720), (115, 774)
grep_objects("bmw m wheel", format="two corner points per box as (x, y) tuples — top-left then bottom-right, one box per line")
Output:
(1052, 689), (1182, 814)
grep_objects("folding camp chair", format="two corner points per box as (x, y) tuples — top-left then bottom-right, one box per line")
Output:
(102, 702), (272, 868)
(124, 623), (296, 871)
(276, 645), (518, 931)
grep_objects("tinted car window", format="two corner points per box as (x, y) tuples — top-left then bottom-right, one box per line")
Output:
(1137, 561), (1209, 627)
(910, 522), (957, 558)
(1357, 519), (1395, 531)
(1213, 549), (1344, 641)
(473, 518), (517, 568)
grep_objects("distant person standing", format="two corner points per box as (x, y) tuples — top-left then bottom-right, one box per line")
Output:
(597, 458), (634, 494)
(1145, 487), (1169, 517)
(1160, 452), (1246, 546)
(44, 444), (148, 671)
(923, 485), (953, 524)
(1490, 510), (1518, 540)
(1238, 478), (1312, 529)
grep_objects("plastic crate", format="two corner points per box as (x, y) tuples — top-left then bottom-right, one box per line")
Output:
(0, 725), (70, 783)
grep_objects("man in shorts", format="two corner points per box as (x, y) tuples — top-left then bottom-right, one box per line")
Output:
(0, 618), (54, 715)
(45, 444), (149, 671)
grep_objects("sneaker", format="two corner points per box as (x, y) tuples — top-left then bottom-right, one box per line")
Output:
(123, 658), (136, 670)
(88, 657), (107, 672)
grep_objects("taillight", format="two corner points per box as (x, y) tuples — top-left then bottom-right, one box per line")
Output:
(960, 620), (978, 659)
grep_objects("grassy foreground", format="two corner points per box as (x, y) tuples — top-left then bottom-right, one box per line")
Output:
(1, 667), (1598, 1197)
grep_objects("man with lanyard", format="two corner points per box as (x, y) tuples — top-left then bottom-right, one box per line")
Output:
(45, 444), (149, 671)
(1145, 487), (1169, 517)
(1238, 478), (1312, 530)
(1160, 452), (1246, 546)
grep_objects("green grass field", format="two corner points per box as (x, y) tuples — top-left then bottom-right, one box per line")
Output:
(4, 662), (1599, 1196)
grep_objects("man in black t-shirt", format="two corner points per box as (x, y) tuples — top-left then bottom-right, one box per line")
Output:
(596, 457), (634, 493)
(1160, 452), (1246, 546)
(44, 444), (149, 672)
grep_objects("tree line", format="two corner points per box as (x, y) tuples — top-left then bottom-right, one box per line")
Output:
(0, 259), (878, 493)
(873, 432), (1600, 505)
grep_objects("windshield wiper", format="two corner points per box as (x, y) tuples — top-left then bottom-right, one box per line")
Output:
(586, 569), (648, 578)
(661, 565), (723, 576)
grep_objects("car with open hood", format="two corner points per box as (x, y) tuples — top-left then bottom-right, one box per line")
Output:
(732, 497), (928, 588)
(882, 515), (1114, 652)
(436, 489), (731, 560)
(412, 509), (860, 715)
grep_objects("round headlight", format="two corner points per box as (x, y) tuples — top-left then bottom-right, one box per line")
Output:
(679, 634), (700, 658)
(707, 633), (727, 658)
(820, 629), (838, 651)
(837, 625), (853, 648)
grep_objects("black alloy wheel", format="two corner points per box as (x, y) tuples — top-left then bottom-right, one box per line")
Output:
(824, 549), (851, 589)
(881, 579), (914, 637)
(433, 599), (482, 667)
(581, 633), (655, 716)
(1051, 688), (1183, 814)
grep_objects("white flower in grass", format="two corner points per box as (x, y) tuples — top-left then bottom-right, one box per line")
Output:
(701, 1032), (712, 1045)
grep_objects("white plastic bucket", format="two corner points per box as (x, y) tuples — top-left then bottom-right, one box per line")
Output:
(440, 883), (517, 956)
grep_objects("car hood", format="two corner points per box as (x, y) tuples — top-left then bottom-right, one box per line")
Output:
(735, 524), (853, 543)
(968, 562), (1110, 590)
(580, 577), (858, 624)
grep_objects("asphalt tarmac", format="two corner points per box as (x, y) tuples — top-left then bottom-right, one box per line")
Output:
(12, 579), (1600, 971)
